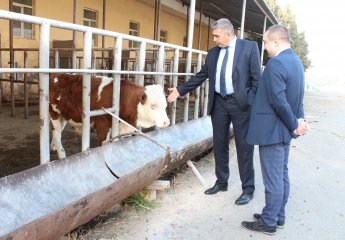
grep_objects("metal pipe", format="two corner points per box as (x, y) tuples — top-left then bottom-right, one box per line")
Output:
(82, 31), (93, 153)
(194, 53), (202, 119)
(54, 49), (59, 68)
(111, 37), (122, 138)
(197, 0), (203, 50)
(72, 0), (77, 69)
(156, 45), (164, 86)
(183, 0), (196, 122)
(261, 16), (267, 67)
(240, 0), (247, 39)
(0, 68), (195, 75)
(24, 51), (28, 119)
(9, 0), (15, 117)
(171, 48), (179, 125)
(0, 33), (3, 113)
(39, 23), (51, 164)
(137, 41), (146, 86)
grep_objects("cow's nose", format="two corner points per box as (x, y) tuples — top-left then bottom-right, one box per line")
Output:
(163, 119), (170, 127)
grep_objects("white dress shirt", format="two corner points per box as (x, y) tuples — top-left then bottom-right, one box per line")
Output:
(215, 36), (237, 94)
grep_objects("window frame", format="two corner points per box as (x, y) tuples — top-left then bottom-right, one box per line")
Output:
(12, 0), (34, 39)
(83, 8), (98, 46)
(129, 20), (140, 48)
(160, 29), (168, 43)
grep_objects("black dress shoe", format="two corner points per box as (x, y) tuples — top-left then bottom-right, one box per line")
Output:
(235, 192), (253, 205)
(204, 183), (228, 195)
(242, 220), (276, 235)
(253, 213), (285, 229)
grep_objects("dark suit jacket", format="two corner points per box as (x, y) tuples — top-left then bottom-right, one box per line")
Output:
(177, 38), (261, 114)
(247, 48), (305, 145)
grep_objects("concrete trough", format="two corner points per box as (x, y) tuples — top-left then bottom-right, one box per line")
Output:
(0, 116), (213, 239)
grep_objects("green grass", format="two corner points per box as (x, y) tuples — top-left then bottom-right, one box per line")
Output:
(123, 193), (156, 211)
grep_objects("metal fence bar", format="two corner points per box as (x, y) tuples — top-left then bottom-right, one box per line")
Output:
(171, 48), (179, 125)
(111, 37), (122, 138)
(24, 51), (29, 119)
(156, 45), (165, 86)
(183, 50), (192, 122)
(39, 23), (51, 164)
(203, 80), (209, 117)
(82, 31), (93, 152)
(194, 52), (202, 119)
(137, 41), (146, 86)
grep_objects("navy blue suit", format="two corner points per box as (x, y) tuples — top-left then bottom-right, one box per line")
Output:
(177, 38), (261, 193)
(247, 48), (305, 227)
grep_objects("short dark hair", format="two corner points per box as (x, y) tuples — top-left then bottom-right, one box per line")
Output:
(266, 24), (291, 43)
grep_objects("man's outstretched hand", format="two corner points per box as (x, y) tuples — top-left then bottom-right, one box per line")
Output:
(167, 87), (180, 103)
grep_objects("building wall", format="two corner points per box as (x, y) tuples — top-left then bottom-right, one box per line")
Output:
(0, 0), (212, 100)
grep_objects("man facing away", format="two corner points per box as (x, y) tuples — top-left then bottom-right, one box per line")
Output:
(242, 24), (310, 235)
(168, 18), (261, 205)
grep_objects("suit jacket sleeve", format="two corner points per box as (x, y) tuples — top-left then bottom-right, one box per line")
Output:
(247, 42), (261, 101)
(265, 60), (298, 132)
(176, 56), (209, 96)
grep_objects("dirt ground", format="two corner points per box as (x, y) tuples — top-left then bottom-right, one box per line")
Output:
(1, 91), (345, 239)
(65, 91), (345, 240)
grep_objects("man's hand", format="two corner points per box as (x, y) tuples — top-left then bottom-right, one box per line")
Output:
(167, 87), (180, 103)
(293, 118), (310, 136)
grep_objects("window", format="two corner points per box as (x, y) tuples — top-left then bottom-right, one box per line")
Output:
(129, 21), (139, 48)
(160, 30), (167, 43)
(83, 9), (97, 46)
(12, 0), (33, 39)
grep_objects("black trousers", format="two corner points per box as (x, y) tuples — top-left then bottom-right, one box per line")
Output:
(211, 93), (255, 194)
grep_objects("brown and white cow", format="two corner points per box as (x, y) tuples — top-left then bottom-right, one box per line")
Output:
(49, 73), (170, 159)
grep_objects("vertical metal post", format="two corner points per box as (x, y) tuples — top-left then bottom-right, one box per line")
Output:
(0, 33), (3, 113)
(197, 0), (203, 50)
(171, 48), (179, 125)
(261, 16), (267, 67)
(153, 0), (161, 41)
(111, 37), (122, 138)
(54, 49), (59, 68)
(137, 41), (146, 86)
(240, 0), (247, 39)
(184, 0), (196, 122)
(39, 23), (51, 164)
(9, 0), (15, 117)
(72, 0), (78, 69)
(82, 31), (92, 152)
(193, 53), (202, 119)
(202, 80), (209, 117)
(24, 50), (28, 119)
(156, 44), (164, 87)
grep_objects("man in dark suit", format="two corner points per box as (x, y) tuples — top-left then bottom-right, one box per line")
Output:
(242, 25), (310, 234)
(167, 18), (261, 205)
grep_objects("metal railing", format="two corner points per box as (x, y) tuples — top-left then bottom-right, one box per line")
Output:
(0, 10), (208, 164)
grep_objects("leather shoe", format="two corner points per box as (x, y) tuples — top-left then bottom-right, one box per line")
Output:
(242, 220), (276, 235)
(204, 183), (228, 195)
(253, 213), (285, 229)
(235, 192), (253, 205)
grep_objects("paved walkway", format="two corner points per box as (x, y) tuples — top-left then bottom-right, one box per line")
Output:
(70, 91), (345, 240)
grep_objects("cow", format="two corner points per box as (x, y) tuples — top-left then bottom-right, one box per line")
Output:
(49, 73), (170, 159)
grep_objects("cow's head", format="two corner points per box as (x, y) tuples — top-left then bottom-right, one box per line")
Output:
(136, 84), (170, 129)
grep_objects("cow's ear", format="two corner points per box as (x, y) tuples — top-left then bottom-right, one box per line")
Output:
(139, 92), (147, 105)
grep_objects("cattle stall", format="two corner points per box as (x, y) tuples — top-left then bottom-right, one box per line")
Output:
(0, 9), (212, 239)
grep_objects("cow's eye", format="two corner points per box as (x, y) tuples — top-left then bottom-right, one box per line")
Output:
(150, 103), (158, 110)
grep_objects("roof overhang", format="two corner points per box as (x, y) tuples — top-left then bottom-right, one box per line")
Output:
(178, 0), (278, 34)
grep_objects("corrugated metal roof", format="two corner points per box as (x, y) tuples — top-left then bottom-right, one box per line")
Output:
(179, 0), (278, 34)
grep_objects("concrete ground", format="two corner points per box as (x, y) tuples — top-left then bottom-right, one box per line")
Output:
(76, 90), (345, 240)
